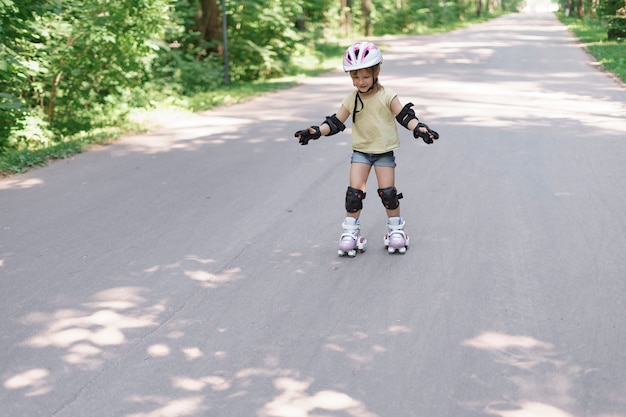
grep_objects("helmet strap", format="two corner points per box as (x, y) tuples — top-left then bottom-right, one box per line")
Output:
(352, 77), (379, 123)
(353, 92), (364, 123)
(366, 78), (378, 92)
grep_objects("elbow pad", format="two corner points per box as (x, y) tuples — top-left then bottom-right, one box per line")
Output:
(322, 114), (346, 136)
(395, 102), (418, 129)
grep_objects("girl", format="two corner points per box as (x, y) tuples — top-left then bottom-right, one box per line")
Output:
(295, 41), (439, 257)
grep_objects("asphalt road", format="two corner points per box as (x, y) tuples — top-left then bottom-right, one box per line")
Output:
(2, 10), (626, 417)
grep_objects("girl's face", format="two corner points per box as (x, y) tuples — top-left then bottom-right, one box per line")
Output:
(350, 68), (378, 94)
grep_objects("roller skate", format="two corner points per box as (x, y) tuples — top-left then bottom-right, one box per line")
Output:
(384, 216), (409, 254)
(338, 217), (367, 257)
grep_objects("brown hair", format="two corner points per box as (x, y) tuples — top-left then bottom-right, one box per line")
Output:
(349, 64), (382, 93)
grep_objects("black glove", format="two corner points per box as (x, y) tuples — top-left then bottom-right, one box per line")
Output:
(294, 126), (321, 145)
(413, 122), (439, 144)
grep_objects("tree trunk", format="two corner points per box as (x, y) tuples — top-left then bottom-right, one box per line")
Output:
(196, 0), (221, 54)
(362, 0), (373, 36)
(577, 0), (585, 18)
(48, 71), (63, 124)
(342, 0), (353, 36)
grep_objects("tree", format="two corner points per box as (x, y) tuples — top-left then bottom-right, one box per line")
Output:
(0, 1), (54, 148)
(196, 0), (221, 53)
(362, 0), (374, 35)
(342, 0), (353, 36)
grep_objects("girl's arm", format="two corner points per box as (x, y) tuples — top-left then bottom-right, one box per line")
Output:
(295, 105), (350, 145)
(391, 96), (439, 144)
(391, 96), (419, 130)
(318, 105), (350, 136)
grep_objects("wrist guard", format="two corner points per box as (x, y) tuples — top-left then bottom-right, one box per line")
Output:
(413, 122), (439, 144)
(294, 126), (321, 145)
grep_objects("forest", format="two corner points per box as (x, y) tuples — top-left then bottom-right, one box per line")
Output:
(0, 0), (622, 162)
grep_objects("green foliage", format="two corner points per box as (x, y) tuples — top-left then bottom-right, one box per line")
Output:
(227, 0), (301, 82)
(1, 0), (170, 143)
(45, 0), (170, 133)
(0, 93), (26, 150)
(151, 0), (225, 95)
(369, 0), (512, 35)
(557, 0), (625, 19)
(0, 127), (123, 175)
(607, 15), (626, 40)
(152, 48), (225, 96)
(0, 0), (43, 149)
(558, 13), (626, 81)
(598, 0), (625, 17)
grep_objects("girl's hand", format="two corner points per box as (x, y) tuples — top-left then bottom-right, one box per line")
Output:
(414, 123), (439, 144)
(294, 126), (321, 145)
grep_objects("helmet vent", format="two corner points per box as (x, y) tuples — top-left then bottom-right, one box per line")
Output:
(342, 41), (382, 72)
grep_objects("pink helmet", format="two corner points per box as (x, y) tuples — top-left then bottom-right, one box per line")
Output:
(343, 41), (383, 72)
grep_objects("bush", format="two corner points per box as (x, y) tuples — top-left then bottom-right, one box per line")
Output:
(608, 15), (626, 40)
(0, 93), (26, 150)
(599, 0), (625, 17)
(153, 48), (225, 96)
(227, 0), (299, 82)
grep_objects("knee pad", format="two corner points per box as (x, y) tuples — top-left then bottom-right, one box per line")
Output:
(378, 187), (403, 210)
(345, 186), (366, 213)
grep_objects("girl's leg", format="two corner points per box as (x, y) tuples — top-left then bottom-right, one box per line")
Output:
(375, 165), (409, 253)
(374, 165), (400, 217)
(338, 162), (371, 256)
(347, 162), (372, 218)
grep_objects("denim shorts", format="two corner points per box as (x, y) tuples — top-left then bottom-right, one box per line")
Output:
(351, 150), (396, 167)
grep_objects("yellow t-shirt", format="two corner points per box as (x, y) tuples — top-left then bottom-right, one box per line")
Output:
(342, 87), (400, 154)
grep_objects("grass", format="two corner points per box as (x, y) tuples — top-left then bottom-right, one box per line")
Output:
(557, 13), (626, 82)
(0, 128), (126, 176)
